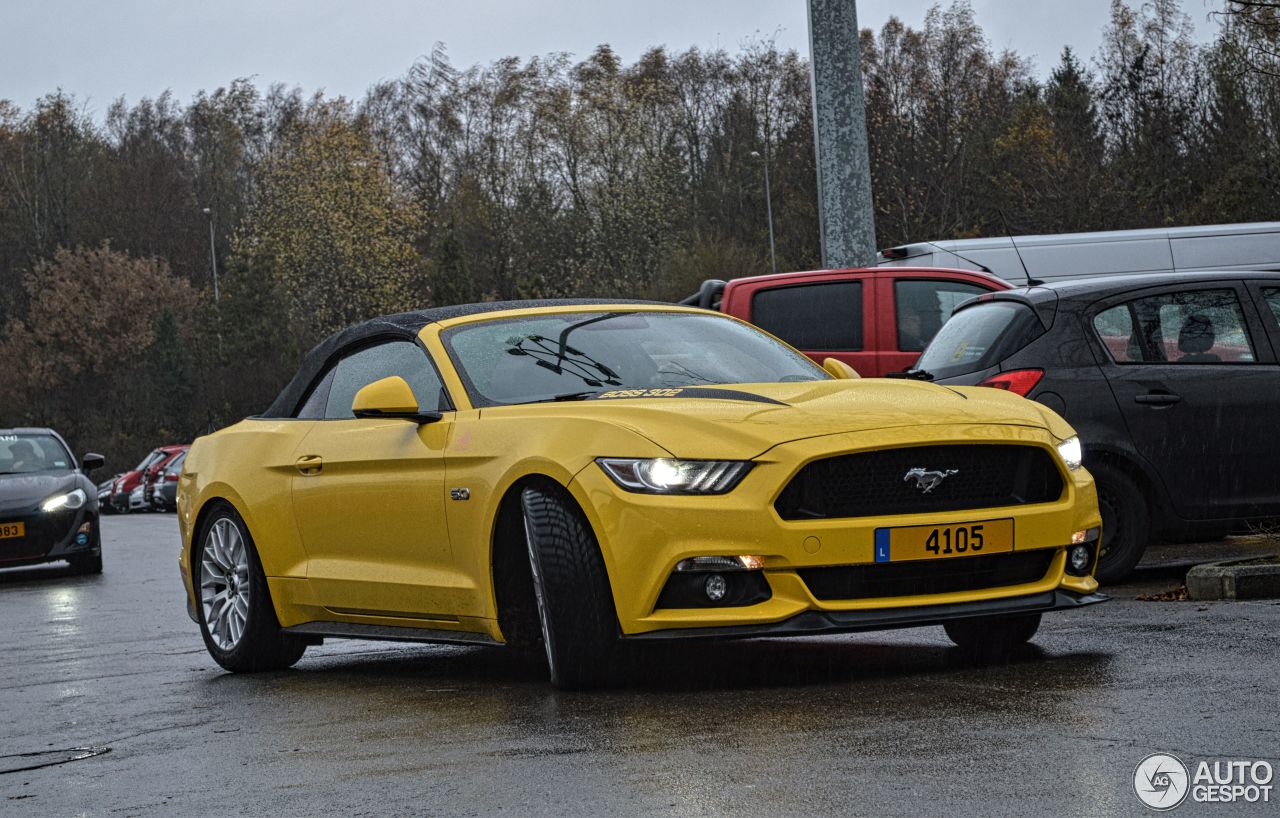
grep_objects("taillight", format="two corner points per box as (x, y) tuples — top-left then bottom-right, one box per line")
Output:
(978, 368), (1044, 397)
(166, 474), (179, 482)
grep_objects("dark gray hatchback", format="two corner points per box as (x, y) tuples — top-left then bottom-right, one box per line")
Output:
(907, 271), (1280, 582)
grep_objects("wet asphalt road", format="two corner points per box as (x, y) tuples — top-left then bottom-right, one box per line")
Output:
(2, 515), (1279, 817)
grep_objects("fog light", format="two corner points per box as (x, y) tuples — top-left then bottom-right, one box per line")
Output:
(704, 574), (728, 601)
(1068, 544), (1092, 574)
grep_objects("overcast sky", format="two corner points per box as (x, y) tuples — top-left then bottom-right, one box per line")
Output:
(1, 0), (1222, 116)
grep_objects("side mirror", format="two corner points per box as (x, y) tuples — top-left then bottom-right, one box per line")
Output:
(352, 376), (442, 424)
(81, 453), (106, 473)
(822, 358), (861, 380)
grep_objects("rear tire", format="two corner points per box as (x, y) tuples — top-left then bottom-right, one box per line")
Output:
(1092, 464), (1149, 584)
(196, 506), (305, 672)
(944, 613), (1041, 654)
(520, 483), (620, 690)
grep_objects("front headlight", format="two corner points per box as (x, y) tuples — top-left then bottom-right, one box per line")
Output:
(42, 488), (87, 513)
(597, 458), (752, 494)
(1056, 436), (1083, 471)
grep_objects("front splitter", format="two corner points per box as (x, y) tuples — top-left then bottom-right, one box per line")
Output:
(623, 589), (1108, 641)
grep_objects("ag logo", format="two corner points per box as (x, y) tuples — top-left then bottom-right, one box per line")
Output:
(1134, 753), (1190, 810)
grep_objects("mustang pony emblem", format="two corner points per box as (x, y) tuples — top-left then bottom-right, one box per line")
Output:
(903, 467), (959, 494)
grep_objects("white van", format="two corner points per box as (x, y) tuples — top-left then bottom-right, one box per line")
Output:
(878, 222), (1280, 283)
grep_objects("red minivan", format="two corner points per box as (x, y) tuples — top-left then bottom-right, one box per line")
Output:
(683, 267), (1011, 377)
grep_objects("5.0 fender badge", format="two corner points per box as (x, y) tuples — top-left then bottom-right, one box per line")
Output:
(450, 488), (471, 501)
(903, 467), (958, 494)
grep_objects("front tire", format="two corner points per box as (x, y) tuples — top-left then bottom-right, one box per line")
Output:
(1092, 464), (1149, 584)
(196, 506), (305, 672)
(944, 613), (1041, 654)
(521, 484), (620, 689)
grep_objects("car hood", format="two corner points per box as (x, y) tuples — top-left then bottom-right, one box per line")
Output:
(517, 380), (1067, 460)
(0, 472), (81, 514)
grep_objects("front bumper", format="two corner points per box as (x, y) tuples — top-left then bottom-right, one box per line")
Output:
(569, 423), (1103, 637)
(154, 483), (177, 510)
(0, 506), (98, 568)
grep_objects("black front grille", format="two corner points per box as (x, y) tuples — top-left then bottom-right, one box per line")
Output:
(799, 550), (1055, 600)
(775, 444), (1063, 520)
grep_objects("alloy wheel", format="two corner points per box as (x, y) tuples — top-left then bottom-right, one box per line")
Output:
(200, 517), (250, 651)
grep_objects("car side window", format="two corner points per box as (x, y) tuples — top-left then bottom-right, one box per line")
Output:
(295, 368), (335, 419)
(1094, 289), (1255, 364)
(1093, 304), (1144, 362)
(895, 280), (989, 352)
(324, 341), (449, 419)
(750, 282), (862, 351)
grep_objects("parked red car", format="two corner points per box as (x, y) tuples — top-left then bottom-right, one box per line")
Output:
(682, 266), (1011, 377)
(144, 448), (188, 512)
(107, 444), (188, 513)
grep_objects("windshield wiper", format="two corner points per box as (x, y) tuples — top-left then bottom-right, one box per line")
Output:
(529, 390), (603, 404)
(505, 314), (627, 388)
(886, 368), (934, 381)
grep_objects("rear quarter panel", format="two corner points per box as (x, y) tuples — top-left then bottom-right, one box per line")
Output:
(178, 419), (314, 582)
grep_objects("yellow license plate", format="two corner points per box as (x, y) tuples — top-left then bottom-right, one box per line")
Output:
(0, 521), (25, 539)
(874, 518), (1013, 563)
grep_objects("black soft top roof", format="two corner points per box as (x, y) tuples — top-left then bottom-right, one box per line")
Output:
(261, 299), (669, 418)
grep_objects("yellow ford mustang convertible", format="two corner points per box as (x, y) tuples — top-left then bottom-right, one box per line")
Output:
(178, 300), (1104, 688)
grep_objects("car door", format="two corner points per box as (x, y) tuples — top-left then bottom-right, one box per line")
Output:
(1091, 282), (1280, 520)
(290, 339), (457, 620)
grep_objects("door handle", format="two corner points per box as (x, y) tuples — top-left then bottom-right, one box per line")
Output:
(295, 455), (324, 475)
(1134, 392), (1181, 406)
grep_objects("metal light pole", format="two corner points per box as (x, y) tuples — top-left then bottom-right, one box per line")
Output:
(807, 0), (877, 268)
(750, 150), (779, 276)
(202, 207), (220, 303)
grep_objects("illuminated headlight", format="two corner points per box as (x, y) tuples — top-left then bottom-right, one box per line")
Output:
(42, 488), (86, 513)
(596, 458), (752, 494)
(1056, 436), (1083, 470)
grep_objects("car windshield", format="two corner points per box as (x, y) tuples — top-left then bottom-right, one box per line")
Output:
(0, 432), (74, 475)
(134, 450), (163, 471)
(915, 301), (1045, 379)
(165, 452), (187, 473)
(442, 310), (827, 406)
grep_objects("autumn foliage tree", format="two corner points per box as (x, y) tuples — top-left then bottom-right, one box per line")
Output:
(237, 108), (420, 340)
(0, 244), (196, 460)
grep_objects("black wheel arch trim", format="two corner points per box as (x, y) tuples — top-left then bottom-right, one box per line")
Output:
(1084, 442), (1176, 520)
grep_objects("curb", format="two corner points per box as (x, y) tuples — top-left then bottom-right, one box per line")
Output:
(1186, 555), (1280, 601)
